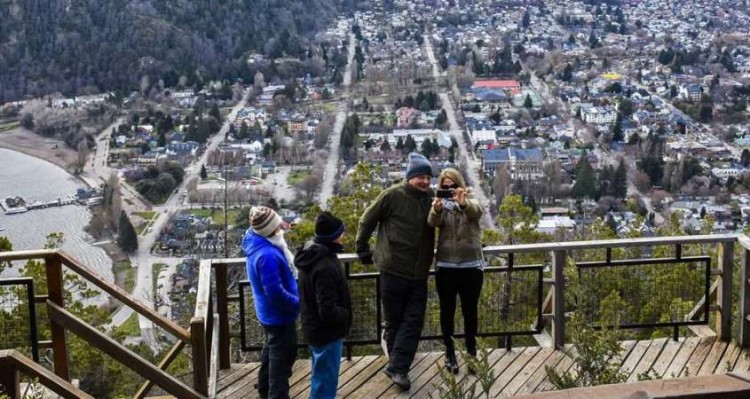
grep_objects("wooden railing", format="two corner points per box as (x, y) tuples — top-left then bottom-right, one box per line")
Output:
(0, 350), (92, 399)
(196, 233), (750, 388)
(0, 250), (205, 399)
(5, 233), (750, 398)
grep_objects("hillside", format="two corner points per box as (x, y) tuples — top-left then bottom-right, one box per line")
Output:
(0, 0), (356, 102)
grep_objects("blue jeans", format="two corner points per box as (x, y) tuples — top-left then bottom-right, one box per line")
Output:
(309, 339), (343, 399)
(258, 323), (298, 399)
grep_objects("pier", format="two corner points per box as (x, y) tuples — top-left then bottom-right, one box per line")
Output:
(1, 195), (90, 215)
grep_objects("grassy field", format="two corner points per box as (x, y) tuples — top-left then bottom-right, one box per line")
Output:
(115, 313), (140, 337)
(288, 170), (311, 186)
(113, 261), (135, 293)
(0, 121), (20, 132)
(133, 211), (157, 220)
(135, 222), (149, 236)
(189, 208), (241, 226)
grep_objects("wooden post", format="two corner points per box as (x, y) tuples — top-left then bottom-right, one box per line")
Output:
(717, 242), (734, 342)
(0, 364), (20, 399)
(46, 255), (69, 381)
(551, 250), (566, 349)
(740, 242), (750, 348)
(190, 318), (208, 395)
(215, 264), (230, 369)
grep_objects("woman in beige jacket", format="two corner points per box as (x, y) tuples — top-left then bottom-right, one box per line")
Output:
(428, 167), (484, 374)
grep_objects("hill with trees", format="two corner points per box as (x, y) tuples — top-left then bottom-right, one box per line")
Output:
(0, 0), (360, 102)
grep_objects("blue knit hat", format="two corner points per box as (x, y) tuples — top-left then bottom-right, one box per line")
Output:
(406, 152), (433, 180)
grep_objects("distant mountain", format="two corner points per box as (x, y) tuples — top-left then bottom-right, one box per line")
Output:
(0, 0), (357, 102)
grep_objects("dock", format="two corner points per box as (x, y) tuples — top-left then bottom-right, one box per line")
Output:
(2, 195), (88, 215)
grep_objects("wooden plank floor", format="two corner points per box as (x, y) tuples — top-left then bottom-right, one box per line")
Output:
(216, 337), (750, 398)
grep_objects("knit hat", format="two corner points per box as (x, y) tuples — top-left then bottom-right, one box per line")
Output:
(250, 206), (283, 237)
(314, 212), (345, 242)
(406, 152), (433, 180)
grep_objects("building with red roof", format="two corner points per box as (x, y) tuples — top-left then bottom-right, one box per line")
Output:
(471, 80), (522, 95)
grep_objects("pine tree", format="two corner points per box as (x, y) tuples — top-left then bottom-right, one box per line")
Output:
(157, 130), (167, 147)
(572, 158), (597, 199)
(117, 211), (139, 253)
(612, 114), (624, 143)
(200, 164), (208, 179)
(613, 162), (628, 199)
(404, 134), (417, 153)
(524, 94), (533, 109)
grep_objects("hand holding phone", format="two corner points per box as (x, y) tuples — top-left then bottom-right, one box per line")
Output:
(436, 189), (454, 199)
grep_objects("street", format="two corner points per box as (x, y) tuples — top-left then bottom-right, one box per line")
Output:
(422, 32), (497, 229)
(102, 90), (251, 346)
(318, 32), (356, 209)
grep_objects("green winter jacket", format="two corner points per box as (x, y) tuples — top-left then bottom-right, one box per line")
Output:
(356, 181), (435, 280)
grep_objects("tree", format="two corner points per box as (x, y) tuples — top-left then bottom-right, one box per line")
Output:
(200, 164), (208, 179)
(404, 134), (417, 153)
(380, 139), (391, 153)
(561, 63), (573, 82)
(117, 211), (138, 253)
(612, 114), (624, 143)
(572, 158), (597, 199)
(523, 94), (533, 109)
(21, 113), (34, 129)
(588, 31), (600, 48)
(157, 129), (167, 147)
(613, 162), (627, 199)
(741, 149), (750, 167)
(76, 138), (89, 174)
(522, 10), (531, 29)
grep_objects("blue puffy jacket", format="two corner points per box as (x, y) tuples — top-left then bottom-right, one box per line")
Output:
(242, 230), (299, 326)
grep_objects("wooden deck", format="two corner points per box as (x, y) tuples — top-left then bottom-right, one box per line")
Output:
(215, 337), (750, 398)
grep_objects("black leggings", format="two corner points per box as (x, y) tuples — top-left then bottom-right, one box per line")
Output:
(435, 267), (483, 357)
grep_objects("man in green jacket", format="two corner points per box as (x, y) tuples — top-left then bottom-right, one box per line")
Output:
(356, 152), (435, 391)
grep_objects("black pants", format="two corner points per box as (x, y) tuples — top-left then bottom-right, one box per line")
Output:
(380, 272), (428, 374)
(258, 323), (297, 399)
(435, 267), (483, 357)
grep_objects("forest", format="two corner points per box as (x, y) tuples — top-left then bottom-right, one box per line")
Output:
(0, 0), (360, 102)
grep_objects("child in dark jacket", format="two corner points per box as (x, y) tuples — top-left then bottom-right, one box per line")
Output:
(295, 212), (352, 399)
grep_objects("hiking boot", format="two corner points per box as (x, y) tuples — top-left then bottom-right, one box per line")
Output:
(384, 368), (411, 391)
(445, 354), (459, 374)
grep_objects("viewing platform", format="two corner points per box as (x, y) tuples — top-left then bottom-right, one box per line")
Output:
(4, 234), (750, 398)
(214, 337), (750, 398)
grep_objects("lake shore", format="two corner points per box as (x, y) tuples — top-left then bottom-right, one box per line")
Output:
(0, 127), (78, 174)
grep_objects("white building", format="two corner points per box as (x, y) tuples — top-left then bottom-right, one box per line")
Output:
(580, 106), (617, 125)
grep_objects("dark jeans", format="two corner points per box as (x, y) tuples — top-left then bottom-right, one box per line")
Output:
(258, 323), (297, 399)
(380, 272), (428, 374)
(435, 267), (483, 357)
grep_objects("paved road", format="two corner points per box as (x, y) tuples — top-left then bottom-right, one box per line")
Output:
(318, 31), (356, 209)
(422, 31), (496, 229)
(106, 90), (250, 346)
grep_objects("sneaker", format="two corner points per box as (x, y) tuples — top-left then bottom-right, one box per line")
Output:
(384, 368), (411, 391)
(445, 354), (459, 375)
(380, 329), (389, 359)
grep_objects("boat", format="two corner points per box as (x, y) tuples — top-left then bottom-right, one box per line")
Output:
(5, 207), (28, 215)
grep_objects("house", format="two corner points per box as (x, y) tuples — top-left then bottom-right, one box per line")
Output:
(580, 105), (617, 125)
(482, 147), (544, 178)
(166, 141), (200, 157)
(680, 84), (702, 102)
(396, 107), (420, 128)
(537, 216), (577, 234)
(472, 80), (522, 96)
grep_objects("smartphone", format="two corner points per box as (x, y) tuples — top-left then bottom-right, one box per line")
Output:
(436, 189), (454, 199)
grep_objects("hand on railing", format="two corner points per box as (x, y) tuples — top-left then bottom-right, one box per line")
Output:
(357, 250), (374, 265)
